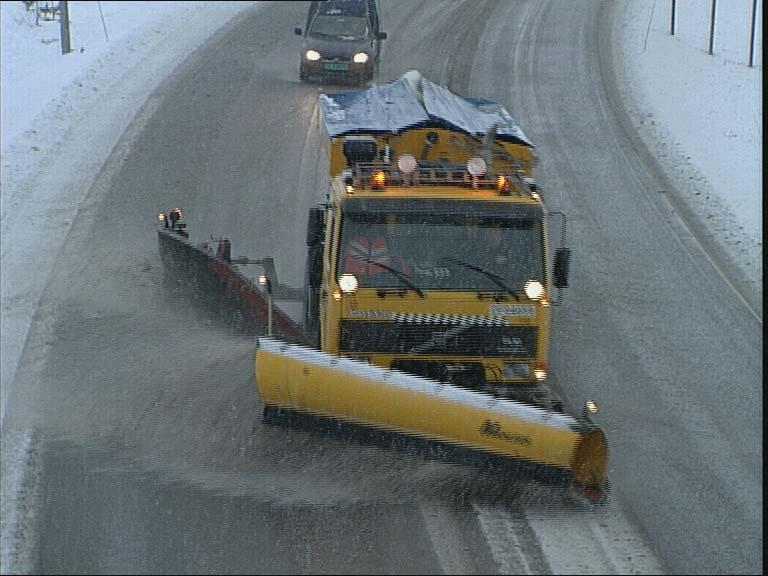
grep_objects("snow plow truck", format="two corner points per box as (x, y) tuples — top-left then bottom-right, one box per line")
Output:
(157, 71), (608, 500)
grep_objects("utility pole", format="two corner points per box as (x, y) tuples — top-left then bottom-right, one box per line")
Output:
(60, 0), (72, 54)
(748, 0), (758, 67)
(670, 0), (676, 36)
(708, 0), (717, 55)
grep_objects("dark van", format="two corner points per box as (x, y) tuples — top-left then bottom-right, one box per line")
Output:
(294, 0), (386, 84)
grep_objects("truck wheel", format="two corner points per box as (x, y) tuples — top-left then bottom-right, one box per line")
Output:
(303, 243), (322, 347)
(262, 404), (280, 424)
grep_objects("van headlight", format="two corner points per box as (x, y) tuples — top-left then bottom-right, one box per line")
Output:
(305, 49), (321, 61)
(352, 52), (369, 63)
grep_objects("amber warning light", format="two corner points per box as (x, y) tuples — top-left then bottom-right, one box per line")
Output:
(372, 170), (386, 189)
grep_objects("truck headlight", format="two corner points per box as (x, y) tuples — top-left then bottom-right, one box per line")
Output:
(352, 52), (369, 63)
(503, 363), (530, 378)
(524, 279), (545, 300)
(338, 273), (359, 294)
(305, 49), (321, 61)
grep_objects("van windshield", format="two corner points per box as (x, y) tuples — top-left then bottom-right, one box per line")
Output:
(318, 0), (368, 17)
(309, 15), (369, 40)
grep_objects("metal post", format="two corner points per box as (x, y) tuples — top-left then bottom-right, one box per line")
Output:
(259, 275), (273, 336)
(60, 0), (71, 55)
(708, 0), (717, 55)
(670, 0), (676, 35)
(748, 0), (758, 67)
(97, 1), (109, 42)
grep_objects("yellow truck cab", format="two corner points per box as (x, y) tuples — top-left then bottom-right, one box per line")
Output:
(304, 71), (571, 408)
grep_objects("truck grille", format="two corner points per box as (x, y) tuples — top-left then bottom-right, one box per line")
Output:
(339, 321), (535, 357)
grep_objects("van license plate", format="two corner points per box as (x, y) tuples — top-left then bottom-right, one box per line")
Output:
(323, 62), (349, 71)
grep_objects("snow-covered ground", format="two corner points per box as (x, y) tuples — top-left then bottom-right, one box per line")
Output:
(0, 0), (762, 573)
(614, 0), (762, 309)
(1, 1), (258, 424)
(1, 0), (762, 431)
(0, 0), (762, 440)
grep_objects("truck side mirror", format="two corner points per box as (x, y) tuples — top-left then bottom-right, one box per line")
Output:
(295, 27), (303, 36)
(553, 248), (571, 288)
(307, 207), (325, 246)
(378, 32), (387, 40)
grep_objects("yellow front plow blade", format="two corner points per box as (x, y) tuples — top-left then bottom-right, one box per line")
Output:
(255, 338), (607, 496)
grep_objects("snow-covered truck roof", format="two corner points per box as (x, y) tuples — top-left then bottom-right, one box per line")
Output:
(318, 70), (533, 148)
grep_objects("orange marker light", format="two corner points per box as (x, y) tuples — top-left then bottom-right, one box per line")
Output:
(497, 175), (510, 193)
(372, 170), (386, 188)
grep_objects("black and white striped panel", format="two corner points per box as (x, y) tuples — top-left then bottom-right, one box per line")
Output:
(392, 313), (508, 326)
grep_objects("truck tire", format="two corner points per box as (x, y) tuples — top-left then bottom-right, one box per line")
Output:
(303, 243), (322, 348)
(262, 404), (280, 424)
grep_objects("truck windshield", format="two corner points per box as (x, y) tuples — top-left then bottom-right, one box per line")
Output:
(339, 212), (544, 291)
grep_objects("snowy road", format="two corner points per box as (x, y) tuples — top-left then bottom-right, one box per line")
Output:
(1, 1), (761, 574)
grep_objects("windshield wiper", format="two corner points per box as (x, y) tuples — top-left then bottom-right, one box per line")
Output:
(360, 257), (425, 298)
(440, 257), (520, 300)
